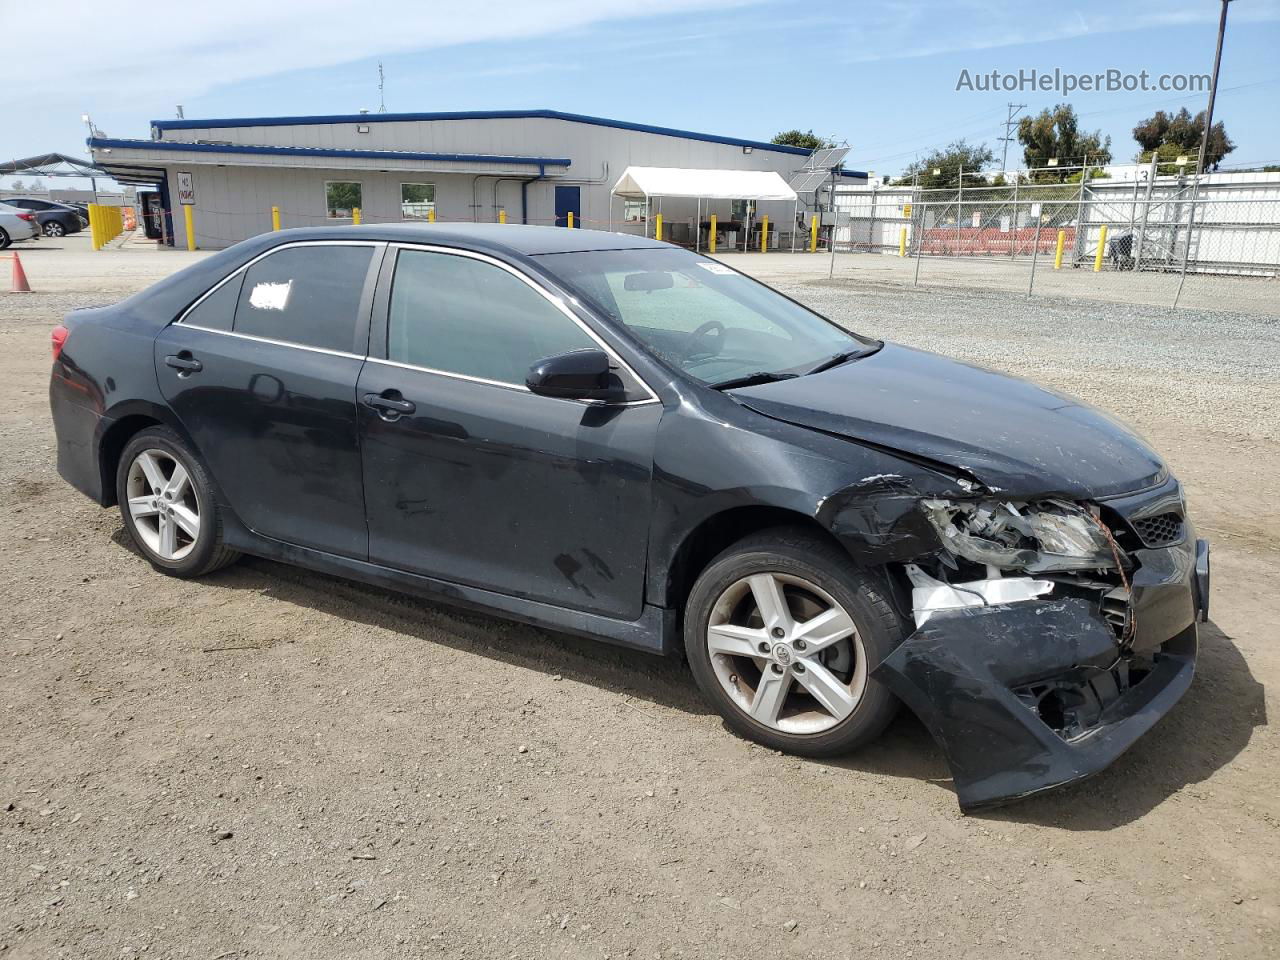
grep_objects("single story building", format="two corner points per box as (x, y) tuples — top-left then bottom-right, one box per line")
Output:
(87, 109), (865, 249)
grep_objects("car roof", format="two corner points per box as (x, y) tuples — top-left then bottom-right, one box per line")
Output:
(269, 222), (672, 257)
(5, 196), (69, 208)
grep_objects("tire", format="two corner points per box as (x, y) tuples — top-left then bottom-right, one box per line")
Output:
(0, 228), (10, 250)
(43, 220), (65, 238)
(684, 527), (902, 757)
(115, 426), (240, 578)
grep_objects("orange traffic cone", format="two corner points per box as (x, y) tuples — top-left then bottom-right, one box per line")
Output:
(11, 253), (32, 293)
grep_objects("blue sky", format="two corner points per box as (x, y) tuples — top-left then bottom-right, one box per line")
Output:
(5, 0), (1279, 186)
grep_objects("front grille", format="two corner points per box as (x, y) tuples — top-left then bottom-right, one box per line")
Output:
(1131, 512), (1184, 547)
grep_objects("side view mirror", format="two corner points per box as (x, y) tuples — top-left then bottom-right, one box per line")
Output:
(526, 348), (622, 402)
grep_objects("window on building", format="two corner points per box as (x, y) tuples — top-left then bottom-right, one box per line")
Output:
(325, 181), (362, 220)
(400, 183), (436, 221)
(622, 199), (646, 222)
(182, 273), (244, 331)
(234, 244), (374, 352)
(388, 249), (596, 385)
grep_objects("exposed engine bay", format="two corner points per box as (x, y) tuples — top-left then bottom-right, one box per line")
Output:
(903, 498), (1134, 643)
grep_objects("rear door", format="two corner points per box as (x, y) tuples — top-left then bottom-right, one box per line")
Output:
(356, 245), (661, 620)
(154, 240), (383, 558)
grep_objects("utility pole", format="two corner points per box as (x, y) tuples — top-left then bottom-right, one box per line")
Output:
(1196, 0), (1230, 175)
(1000, 102), (1026, 173)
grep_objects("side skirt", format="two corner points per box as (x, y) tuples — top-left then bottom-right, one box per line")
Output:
(221, 525), (675, 656)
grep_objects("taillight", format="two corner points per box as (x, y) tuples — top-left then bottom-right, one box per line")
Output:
(51, 324), (69, 360)
(17, 212), (34, 222)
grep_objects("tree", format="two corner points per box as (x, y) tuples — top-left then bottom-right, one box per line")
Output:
(895, 139), (995, 188)
(1017, 104), (1112, 181)
(1132, 106), (1234, 171)
(1138, 141), (1200, 177)
(770, 129), (835, 151)
(7, 178), (24, 191)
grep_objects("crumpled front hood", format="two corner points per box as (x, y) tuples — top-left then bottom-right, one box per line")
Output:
(732, 343), (1164, 498)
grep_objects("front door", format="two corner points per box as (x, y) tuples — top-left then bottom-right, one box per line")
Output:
(357, 246), (660, 620)
(155, 241), (381, 558)
(554, 185), (581, 227)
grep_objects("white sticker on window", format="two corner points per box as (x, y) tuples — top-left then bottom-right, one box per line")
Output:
(249, 280), (292, 311)
(696, 261), (736, 276)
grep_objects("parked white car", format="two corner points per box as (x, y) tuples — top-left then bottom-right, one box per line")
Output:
(0, 201), (40, 248)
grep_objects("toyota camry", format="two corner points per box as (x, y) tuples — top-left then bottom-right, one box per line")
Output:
(48, 224), (1210, 810)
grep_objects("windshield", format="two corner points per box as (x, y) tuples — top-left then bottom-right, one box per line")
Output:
(533, 247), (875, 386)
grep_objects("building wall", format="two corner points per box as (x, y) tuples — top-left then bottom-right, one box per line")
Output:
(151, 116), (823, 248)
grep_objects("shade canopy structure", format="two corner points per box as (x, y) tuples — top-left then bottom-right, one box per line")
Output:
(610, 166), (797, 202)
(0, 152), (106, 179)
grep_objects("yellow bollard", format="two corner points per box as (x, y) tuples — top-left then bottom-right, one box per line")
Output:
(88, 204), (99, 250)
(567, 211), (574, 229)
(352, 207), (361, 226)
(760, 216), (769, 253)
(498, 209), (506, 224)
(183, 205), (196, 251)
(427, 208), (435, 223)
(709, 214), (716, 254)
(272, 206), (281, 231)
(1093, 224), (1108, 272)
(809, 215), (819, 253)
(655, 213), (662, 242)
(1054, 229), (1065, 269)
(898, 227), (907, 257)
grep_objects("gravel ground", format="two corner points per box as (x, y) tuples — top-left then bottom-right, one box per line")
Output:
(1, 256), (1278, 959)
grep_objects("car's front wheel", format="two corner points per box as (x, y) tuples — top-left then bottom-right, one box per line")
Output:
(116, 426), (240, 577)
(43, 221), (65, 237)
(684, 528), (902, 756)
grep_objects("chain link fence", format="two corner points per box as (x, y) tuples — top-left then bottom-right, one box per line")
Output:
(829, 177), (1280, 316)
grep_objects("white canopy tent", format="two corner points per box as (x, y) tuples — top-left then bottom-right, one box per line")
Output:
(609, 166), (800, 251)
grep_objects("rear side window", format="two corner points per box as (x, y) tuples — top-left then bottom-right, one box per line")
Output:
(388, 249), (595, 384)
(234, 245), (373, 352)
(183, 274), (244, 331)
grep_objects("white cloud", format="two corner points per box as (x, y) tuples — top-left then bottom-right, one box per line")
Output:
(21, 0), (749, 111)
(839, 0), (1280, 64)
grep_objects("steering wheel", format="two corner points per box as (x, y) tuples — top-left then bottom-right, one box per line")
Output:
(680, 320), (726, 364)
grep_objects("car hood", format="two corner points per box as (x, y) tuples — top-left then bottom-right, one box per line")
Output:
(731, 343), (1164, 498)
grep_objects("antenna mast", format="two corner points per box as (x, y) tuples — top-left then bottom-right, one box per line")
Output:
(378, 62), (387, 113)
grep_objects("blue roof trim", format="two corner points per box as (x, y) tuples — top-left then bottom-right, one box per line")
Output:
(840, 169), (869, 179)
(150, 109), (813, 157)
(87, 137), (571, 168)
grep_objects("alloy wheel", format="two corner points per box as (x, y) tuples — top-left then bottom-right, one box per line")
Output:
(125, 449), (201, 561)
(706, 572), (868, 734)
(44, 222), (65, 237)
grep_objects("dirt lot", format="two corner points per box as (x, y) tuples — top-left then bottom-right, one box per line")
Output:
(2, 238), (1278, 959)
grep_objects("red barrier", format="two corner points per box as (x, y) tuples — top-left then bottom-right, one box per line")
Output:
(919, 226), (1075, 257)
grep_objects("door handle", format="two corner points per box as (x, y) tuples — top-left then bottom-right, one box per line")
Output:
(362, 392), (416, 418)
(164, 354), (203, 374)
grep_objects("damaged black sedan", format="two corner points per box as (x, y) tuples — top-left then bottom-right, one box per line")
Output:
(48, 224), (1209, 810)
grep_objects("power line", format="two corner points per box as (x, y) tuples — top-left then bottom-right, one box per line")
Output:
(999, 102), (1026, 172)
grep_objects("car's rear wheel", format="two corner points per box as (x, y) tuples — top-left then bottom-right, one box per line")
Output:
(684, 528), (902, 756)
(116, 426), (240, 577)
(43, 221), (65, 237)
(0, 228), (10, 249)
